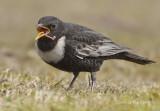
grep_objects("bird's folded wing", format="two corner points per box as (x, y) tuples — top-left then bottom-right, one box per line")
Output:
(67, 30), (131, 59)
(76, 41), (131, 59)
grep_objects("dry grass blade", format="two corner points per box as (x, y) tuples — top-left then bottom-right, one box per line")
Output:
(53, 78), (64, 87)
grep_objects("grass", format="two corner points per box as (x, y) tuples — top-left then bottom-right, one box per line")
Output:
(0, 0), (160, 111)
(0, 68), (160, 111)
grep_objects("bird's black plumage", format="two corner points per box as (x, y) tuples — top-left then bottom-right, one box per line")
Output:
(35, 16), (155, 91)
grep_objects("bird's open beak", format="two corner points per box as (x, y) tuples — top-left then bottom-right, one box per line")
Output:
(36, 24), (50, 40)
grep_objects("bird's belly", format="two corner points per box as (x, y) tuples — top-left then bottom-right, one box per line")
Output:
(48, 56), (104, 72)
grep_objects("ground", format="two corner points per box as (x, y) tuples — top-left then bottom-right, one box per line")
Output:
(0, 0), (160, 111)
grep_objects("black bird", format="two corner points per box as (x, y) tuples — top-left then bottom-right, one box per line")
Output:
(35, 16), (155, 91)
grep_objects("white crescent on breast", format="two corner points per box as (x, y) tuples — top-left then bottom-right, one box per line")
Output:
(35, 36), (66, 63)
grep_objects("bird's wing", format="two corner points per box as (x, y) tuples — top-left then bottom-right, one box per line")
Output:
(66, 30), (131, 59)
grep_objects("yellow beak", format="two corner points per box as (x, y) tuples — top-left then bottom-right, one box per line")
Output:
(36, 25), (50, 40)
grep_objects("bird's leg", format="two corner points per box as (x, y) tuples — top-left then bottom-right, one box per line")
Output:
(67, 72), (79, 90)
(90, 72), (96, 92)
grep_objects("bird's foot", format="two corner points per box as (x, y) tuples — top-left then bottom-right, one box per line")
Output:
(67, 86), (72, 91)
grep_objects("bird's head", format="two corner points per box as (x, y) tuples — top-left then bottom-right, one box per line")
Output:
(36, 16), (65, 51)
(36, 16), (64, 41)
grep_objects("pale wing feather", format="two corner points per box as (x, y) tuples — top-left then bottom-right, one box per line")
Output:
(76, 39), (131, 58)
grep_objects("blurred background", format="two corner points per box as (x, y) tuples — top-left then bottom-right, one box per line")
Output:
(0, 0), (159, 86)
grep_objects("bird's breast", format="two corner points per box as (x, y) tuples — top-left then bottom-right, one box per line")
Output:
(35, 36), (66, 63)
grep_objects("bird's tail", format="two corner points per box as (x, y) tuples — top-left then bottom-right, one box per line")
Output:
(108, 52), (156, 65)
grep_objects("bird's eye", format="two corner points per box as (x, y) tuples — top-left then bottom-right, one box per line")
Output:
(48, 24), (56, 30)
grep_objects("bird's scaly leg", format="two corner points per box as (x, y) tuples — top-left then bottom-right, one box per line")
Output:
(67, 72), (79, 90)
(91, 72), (96, 92)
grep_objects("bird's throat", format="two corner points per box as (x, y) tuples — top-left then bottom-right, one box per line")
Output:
(36, 37), (57, 52)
